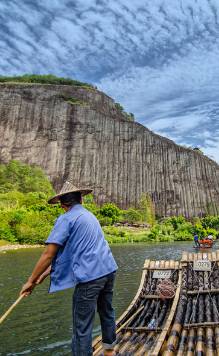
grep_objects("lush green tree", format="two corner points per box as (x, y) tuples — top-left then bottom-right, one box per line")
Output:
(0, 160), (54, 195)
(138, 194), (155, 226)
(100, 203), (121, 223)
(201, 216), (219, 230)
(164, 216), (186, 230)
(122, 208), (143, 224)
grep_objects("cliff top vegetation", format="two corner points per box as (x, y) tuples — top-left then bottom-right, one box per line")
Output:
(0, 74), (136, 122)
(0, 74), (94, 89)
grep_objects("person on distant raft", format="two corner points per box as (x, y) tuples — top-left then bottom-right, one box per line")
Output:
(194, 234), (200, 247)
(20, 181), (118, 356)
(207, 234), (213, 240)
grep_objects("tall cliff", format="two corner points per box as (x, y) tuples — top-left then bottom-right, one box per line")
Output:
(0, 83), (218, 217)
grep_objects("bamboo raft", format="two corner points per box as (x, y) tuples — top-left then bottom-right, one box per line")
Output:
(162, 251), (219, 355)
(93, 259), (181, 355)
(93, 251), (219, 355)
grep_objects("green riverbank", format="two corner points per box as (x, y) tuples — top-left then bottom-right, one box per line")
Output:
(0, 161), (218, 246)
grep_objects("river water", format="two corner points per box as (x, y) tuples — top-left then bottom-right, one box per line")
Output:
(0, 242), (202, 355)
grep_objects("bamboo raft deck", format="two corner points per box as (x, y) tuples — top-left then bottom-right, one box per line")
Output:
(93, 259), (181, 355)
(162, 251), (219, 355)
(93, 251), (219, 355)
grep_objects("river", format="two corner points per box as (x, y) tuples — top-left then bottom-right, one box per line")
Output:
(0, 242), (203, 355)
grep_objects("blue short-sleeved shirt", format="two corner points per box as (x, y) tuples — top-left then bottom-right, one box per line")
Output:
(45, 204), (118, 293)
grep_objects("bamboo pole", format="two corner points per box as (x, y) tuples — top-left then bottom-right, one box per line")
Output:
(162, 323), (182, 356)
(117, 301), (156, 353)
(195, 328), (206, 355)
(176, 329), (188, 355)
(214, 326), (219, 354)
(206, 327), (215, 356)
(184, 322), (219, 329)
(188, 288), (219, 295)
(152, 272), (182, 356)
(186, 328), (195, 355)
(0, 294), (25, 325)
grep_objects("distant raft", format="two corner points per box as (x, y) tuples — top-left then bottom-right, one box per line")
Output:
(194, 239), (214, 249)
(92, 259), (181, 355)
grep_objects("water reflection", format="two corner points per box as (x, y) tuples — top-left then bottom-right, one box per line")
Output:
(0, 242), (206, 355)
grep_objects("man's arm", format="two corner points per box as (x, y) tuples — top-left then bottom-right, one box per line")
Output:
(35, 265), (52, 284)
(20, 243), (60, 296)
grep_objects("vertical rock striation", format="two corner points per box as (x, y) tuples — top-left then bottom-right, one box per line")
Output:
(0, 83), (218, 217)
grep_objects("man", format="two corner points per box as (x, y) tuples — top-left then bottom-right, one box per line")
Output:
(194, 234), (200, 247)
(20, 182), (118, 356)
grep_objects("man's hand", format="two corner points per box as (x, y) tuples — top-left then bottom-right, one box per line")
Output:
(19, 244), (59, 297)
(20, 280), (36, 296)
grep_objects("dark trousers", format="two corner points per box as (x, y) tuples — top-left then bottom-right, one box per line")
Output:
(72, 272), (116, 355)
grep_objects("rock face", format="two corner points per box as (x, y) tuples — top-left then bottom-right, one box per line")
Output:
(0, 83), (218, 217)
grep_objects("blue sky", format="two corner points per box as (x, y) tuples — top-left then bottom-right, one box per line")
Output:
(0, 0), (219, 163)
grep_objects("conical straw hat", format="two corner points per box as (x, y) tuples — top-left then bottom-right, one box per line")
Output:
(48, 181), (93, 204)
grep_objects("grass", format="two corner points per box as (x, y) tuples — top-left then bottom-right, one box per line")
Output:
(104, 226), (152, 244)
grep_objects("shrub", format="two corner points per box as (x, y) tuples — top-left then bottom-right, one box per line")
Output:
(201, 216), (219, 230)
(83, 194), (100, 217)
(100, 203), (121, 224)
(0, 224), (16, 242)
(205, 228), (217, 237)
(165, 216), (186, 230)
(122, 208), (143, 223)
(98, 216), (113, 226)
(0, 191), (24, 209)
(14, 210), (56, 244)
(103, 226), (128, 238)
(114, 102), (135, 121)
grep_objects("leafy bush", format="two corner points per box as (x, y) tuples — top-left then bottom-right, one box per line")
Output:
(164, 216), (186, 230)
(14, 210), (55, 244)
(115, 102), (135, 121)
(201, 216), (219, 230)
(103, 226), (128, 238)
(122, 208), (143, 223)
(98, 216), (113, 226)
(148, 218), (194, 242)
(100, 203), (121, 223)
(205, 228), (217, 237)
(0, 224), (16, 242)
(83, 194), (100, 217)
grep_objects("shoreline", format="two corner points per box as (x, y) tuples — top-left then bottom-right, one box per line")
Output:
(0, 244), (43, 252)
